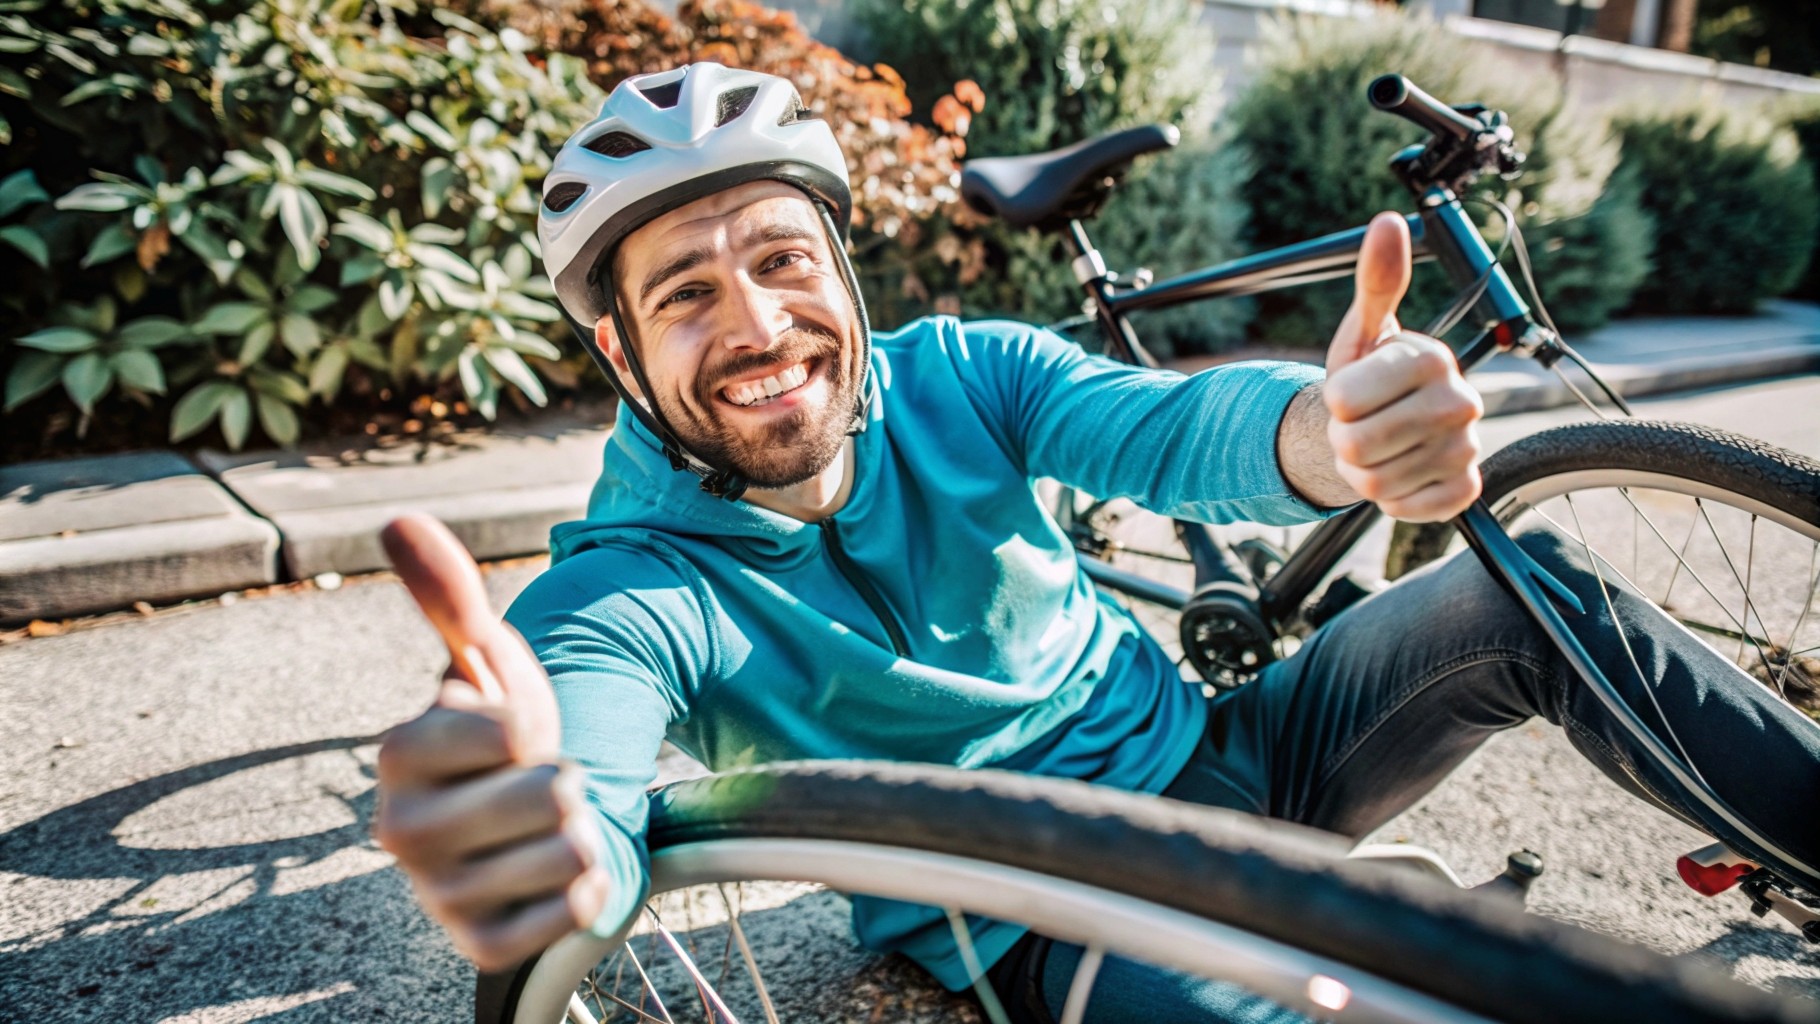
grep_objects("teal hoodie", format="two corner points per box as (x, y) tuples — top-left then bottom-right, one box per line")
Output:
(504, 315), (1329, 989)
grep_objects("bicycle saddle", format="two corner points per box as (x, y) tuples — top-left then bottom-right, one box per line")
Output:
(960, 123), (1180, 229)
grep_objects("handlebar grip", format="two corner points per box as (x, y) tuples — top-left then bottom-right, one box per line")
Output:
(1368, 74), (1482, 142)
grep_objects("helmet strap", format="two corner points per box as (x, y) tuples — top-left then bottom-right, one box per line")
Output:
(815, 200), (875, 435)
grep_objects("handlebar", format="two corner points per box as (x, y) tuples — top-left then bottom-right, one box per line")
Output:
(1368, 74), (1483, 142)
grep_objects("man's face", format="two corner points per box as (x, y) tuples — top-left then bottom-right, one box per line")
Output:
(599, 181), (863, 489)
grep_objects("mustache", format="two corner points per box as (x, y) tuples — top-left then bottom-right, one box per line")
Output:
(705, 326), (843, 394)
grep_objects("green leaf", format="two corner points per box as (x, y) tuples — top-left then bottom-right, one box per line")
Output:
(116, 316), (189, 348)
(421, 158), (455, 218)
(248, 365), (310, 405)
(456, 345), (499, 419)
(278, 312), (320, 356)
(498, 291), (562, 322)
(56, 182), (143, 212)
(170, 380), (236, 441)
(339, 253), (386, 286)
(405, 110), (458, 150)
(377, 274), (414, 320)
(496, 332), (562, 361)
(288, 285), (337, 314)
(15, 326), (97, 353)
(273, 184), (326, 271)
(60, 350), (112, 413)
(0, 65), (28, 100)
(233, 266), (273, 303)
(80, 222), (136, 268)
(0, 223), (46, 267)
(4, 350), (61, 411)
(407, 243), (478, 282)
(109, 348), (165, 393)
(0, 168), (48, 218)
(254, 392), (299, 446)
(60, 74), (134, 107)
(308, 343), (349, 396)
(407, 222), (465, 246)
(194, 302), (268, 335)
(294, 166), (375, 200)
(219, 387), (251, 449)
(237, 319), (274, 364)
(483, 346), (546, 406)
(331, 210), (394, 251)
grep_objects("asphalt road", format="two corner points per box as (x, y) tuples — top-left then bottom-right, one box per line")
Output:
(2, 375), (1817, 1022)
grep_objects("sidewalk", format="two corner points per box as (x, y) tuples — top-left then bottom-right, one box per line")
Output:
(5, 303), (1819, 624)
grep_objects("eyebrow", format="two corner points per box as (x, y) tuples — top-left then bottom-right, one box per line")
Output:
(635, 221), (822, 306)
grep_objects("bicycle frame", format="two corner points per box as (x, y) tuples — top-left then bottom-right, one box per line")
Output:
(1068, 183), (1538, 624)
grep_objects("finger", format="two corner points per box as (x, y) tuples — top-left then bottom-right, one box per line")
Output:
(1377, 469), (1484, 524)
(456, 870), (611, 973)
(1338, 428), (1481, 506)
(1327, 212), (1413, 373)
(1327, 376), (1482, 470)
(376, 702), (515, 791)
(1324, 334), (1459, 423)
(377, 762), (580, 867)
(382, 514), (505, 701)
(430, 817), (602, 918)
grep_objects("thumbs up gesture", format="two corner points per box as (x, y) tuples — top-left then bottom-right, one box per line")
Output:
(372, 515), (607, 972)
(1321, 212), (1484, 522)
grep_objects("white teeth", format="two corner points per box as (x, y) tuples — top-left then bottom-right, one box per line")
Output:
(725, 362), (811, 407)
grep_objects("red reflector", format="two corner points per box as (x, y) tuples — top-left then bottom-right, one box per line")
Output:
(1677, 855), (1750, 896)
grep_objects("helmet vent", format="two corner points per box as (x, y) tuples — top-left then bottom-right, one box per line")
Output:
(715, 86), (759, 127)
(636, 79), (683, 109)
(777, 96), (817, 126)
(542, 182), (588, 213)
(584, 131), (654, 159)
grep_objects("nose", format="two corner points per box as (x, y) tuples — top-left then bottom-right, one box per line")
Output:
(714, 275), (791, 353)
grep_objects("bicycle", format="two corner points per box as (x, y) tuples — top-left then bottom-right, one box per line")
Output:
(476, 76), (1820, 1023)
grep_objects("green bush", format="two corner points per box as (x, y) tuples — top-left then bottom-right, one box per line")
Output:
(1613, 100), (1820, 314)
(2, 0), (602, 452)
(845, 0), (1252, 356)
(1786, 106), (1820, 301)
(1224, 13), (1654, 346)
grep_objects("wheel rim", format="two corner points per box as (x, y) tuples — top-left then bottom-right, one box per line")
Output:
(513, 839), (1495, 1024)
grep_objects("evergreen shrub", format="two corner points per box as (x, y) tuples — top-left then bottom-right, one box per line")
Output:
(846, 0), (1253, 356)
(1, 0), (976, 454)
(1613, 100), (1819, 313)
(1223, 13), (1654, 346)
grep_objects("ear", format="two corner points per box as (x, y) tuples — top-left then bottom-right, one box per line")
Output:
(593, 314), (643, 399)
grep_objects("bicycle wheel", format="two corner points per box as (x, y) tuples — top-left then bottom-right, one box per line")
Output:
(475, 761), (1810, 1024)
(1399, 419), (1820, 886)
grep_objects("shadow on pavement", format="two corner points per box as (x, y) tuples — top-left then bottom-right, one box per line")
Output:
(0, 735), (473, 1022)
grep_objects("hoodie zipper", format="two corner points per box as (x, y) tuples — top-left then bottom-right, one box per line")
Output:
(820, 519), (910, 657)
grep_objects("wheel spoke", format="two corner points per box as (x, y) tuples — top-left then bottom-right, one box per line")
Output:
(567, 992), (603, 1024)
(1562, 494), (1704, 780)
(719, 883), (781, 1024)
(944, 908), (1013, 1024)
(652, 915), (741, 1023)
(1694, 498), (1778, 678)
(623, 939), (676, 1024)
(1774, 543), (1820, 699)
(1057, 943), (1106, 1024)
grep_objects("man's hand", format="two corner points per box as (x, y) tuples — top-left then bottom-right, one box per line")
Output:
(373, 514), (607, 972)
(1314, 211), (1484, 522)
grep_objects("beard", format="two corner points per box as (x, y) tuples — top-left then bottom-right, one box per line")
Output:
(650, 323), (862, 490)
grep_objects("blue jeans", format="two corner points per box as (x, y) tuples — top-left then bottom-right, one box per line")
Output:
(986, 530), (1820, 1023)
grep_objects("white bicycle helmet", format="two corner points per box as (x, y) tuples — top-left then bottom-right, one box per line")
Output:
(538, 63), (872, 499)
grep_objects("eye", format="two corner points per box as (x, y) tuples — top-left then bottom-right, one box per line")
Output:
(763, 250), (808, 272)
(657, 285), (705, 310)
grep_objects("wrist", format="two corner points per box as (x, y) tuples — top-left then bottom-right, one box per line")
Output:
(1277, 382), (1361, 510)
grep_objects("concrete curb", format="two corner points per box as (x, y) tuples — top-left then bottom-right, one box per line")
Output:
(4, 312), (1817, 624)
(0, 453), (279, 624)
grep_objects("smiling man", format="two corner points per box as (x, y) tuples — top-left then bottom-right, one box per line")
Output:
(370, 63), (1820, 1023)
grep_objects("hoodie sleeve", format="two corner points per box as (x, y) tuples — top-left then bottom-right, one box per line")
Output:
(944, 318), (1337, 526)
(503, 539), (715, 941)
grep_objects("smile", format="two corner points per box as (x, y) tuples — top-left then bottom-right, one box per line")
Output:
(722, 361), (812, 408)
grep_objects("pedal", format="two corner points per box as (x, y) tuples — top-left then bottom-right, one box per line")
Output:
(1676, 841), (1756, 896)
(1472, 850), (1544, 903)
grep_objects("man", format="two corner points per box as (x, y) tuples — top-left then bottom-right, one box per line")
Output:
(373, 63), (1817, 1021)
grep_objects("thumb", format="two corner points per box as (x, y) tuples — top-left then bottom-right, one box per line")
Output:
(1328, 212), (1413, 374)
(382, 514), (504, 699)
(383, 514), (563, 761)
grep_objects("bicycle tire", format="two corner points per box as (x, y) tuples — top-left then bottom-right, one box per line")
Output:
(477, 760), (1815, 1024)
